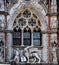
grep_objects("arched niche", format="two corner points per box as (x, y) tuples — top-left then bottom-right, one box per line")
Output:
(7, 0), (48, 62)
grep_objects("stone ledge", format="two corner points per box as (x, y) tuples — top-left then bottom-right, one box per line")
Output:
(10, 62), (58, 65)
(0, 64), (10, 65)
(0, 63), (58, 65)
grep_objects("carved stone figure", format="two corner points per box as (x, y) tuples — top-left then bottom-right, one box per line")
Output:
(30, 51), (41, 63)
(14, 49), (19, 63)
(24, 46), (41, 63)
(20, 50), (27, 62)
(13, 47), (41, 63)
(52, 41), (57, 63)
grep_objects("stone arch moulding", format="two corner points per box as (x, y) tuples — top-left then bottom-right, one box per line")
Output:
(7, 0), (47, 31)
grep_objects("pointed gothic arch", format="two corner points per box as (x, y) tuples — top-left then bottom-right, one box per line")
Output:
(8, 0), (47, 31)
(7, 0), (48, 63)
(12, 8), (42, 46)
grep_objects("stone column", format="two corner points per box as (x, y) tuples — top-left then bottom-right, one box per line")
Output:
(21, 30), (24, 46)
(31, 30), (33, 46)
(7, 33), (13, 62)
(42, 34), (48, 63)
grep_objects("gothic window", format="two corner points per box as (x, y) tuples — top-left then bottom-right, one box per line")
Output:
(18, 18), (26, 26)
(13, 28), (21, 45)
(28, 18), (36, 26)
(13, 9), (42, 46)
(33, 29), (42, 46)
(23, 27), (31, 46)
(23, 10), (31, 18)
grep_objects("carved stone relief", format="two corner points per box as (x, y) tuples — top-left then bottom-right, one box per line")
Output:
(13, 46), (42, 63)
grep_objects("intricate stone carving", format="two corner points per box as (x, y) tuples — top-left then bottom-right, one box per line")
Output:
(13, 46), (42, 63)
(14, 49), (19, 63)
(50, 16), (58, 29)
(0, 15), (5, 30)
(0, 40), (4, 62)
(51, 41), (57, 63)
